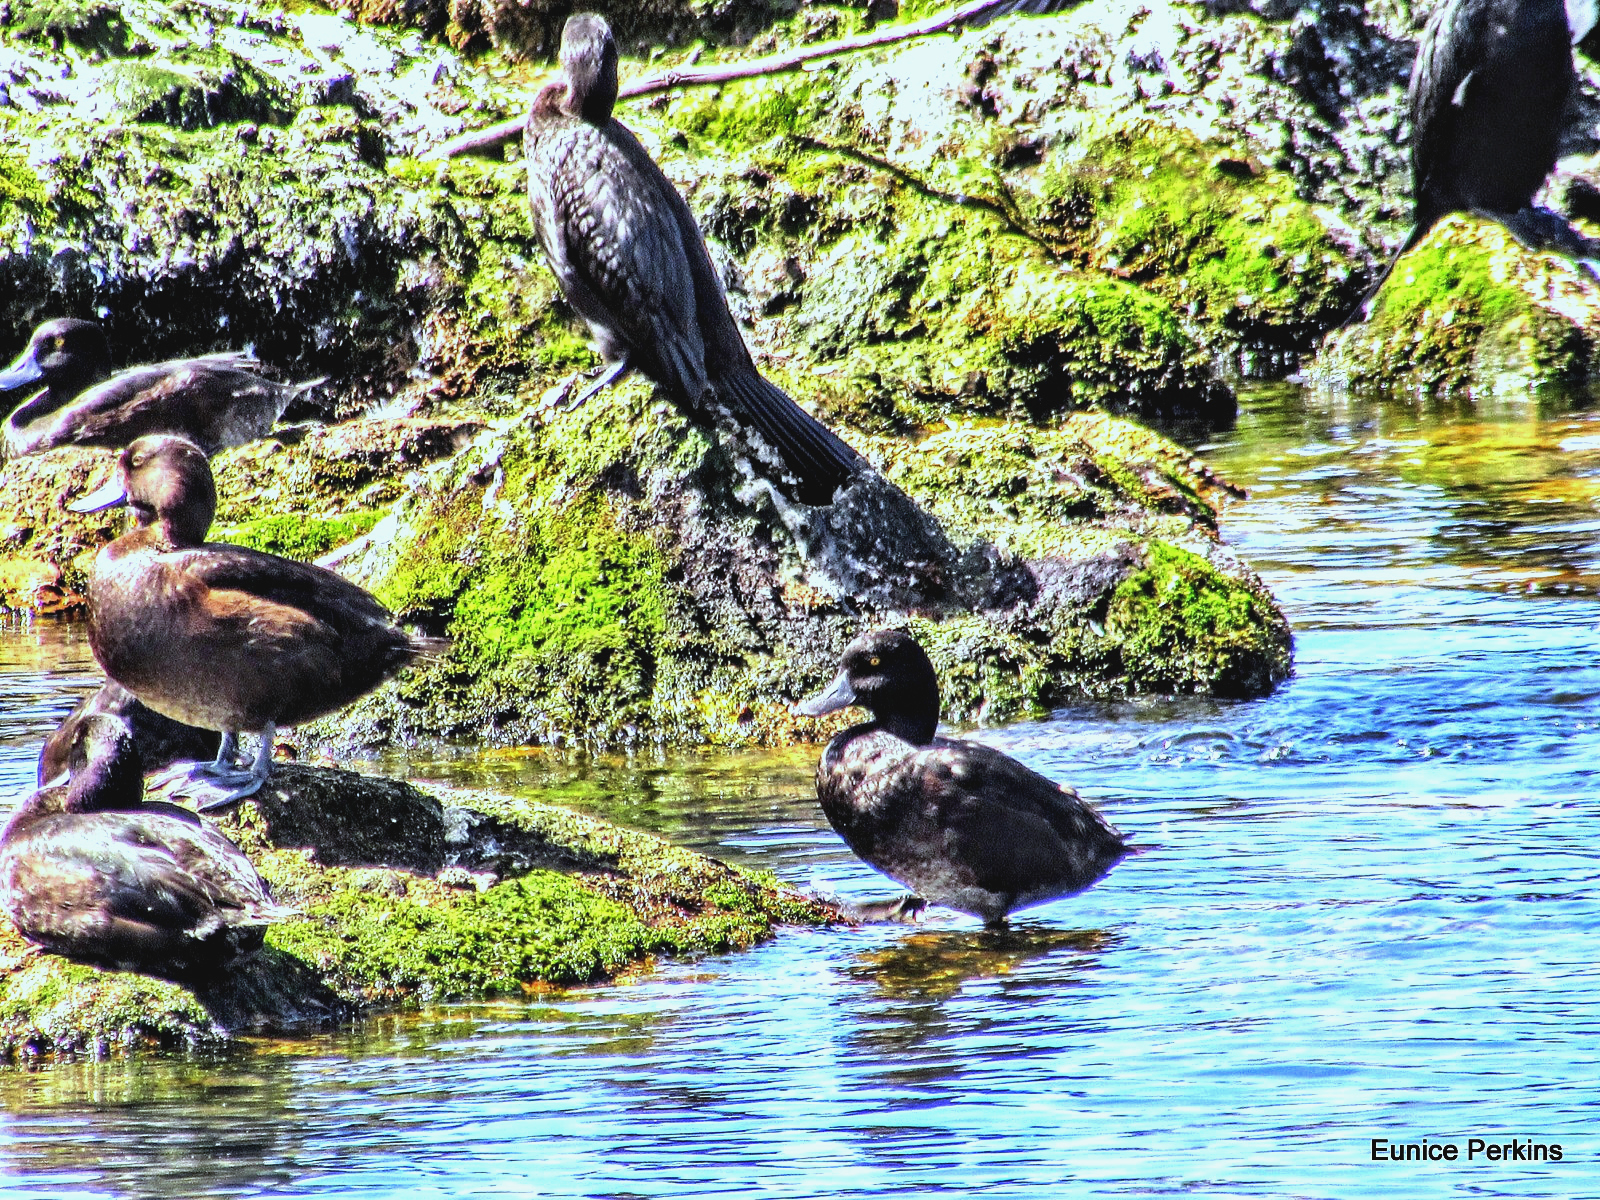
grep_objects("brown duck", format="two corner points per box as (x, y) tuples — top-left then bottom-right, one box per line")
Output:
(524, 13), (862, 506)
(797, 629), (1131, 927)
(70, 434), (422, 806)
(0, 317), (317, 458)
(0, 714), (295, 978)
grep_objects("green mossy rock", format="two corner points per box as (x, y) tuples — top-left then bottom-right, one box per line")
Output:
(1312, 215), (1600, 396)
(0, 763), (837, 1060)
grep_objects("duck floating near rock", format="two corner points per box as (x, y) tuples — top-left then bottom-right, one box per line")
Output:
(0, 715), (295, 978)
(70, 434), (425, 807)
(38, 679), (221, 788)
(796, 629), (1130, 927)
(523, 12), (862, 506)
(0, 317), (317, 459)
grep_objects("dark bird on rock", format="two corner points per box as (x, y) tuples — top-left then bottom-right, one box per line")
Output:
(38, 680), (221, 789)
(795, 629), (1130, 927)
(0, 317), (316, 459)
(0, 715), (295, 978)
(1355, 0), (1591, 314)
(523, 12), (863, 506)
(69, 435), (423, 808)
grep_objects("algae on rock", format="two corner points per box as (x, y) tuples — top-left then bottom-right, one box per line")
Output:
(1313, 216), (1600, 396)
(0, 763), (837, 1060)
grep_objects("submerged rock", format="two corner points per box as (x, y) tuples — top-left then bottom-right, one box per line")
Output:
(0, 762), (836, 1060)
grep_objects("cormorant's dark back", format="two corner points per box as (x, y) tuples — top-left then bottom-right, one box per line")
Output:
(1410, 0), (1572, 235)
(523, 13), (862, 505)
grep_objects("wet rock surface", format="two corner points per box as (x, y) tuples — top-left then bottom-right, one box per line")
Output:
(0, 762), (838, 1059)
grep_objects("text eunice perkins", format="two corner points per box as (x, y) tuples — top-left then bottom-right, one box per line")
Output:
(1370, 1138), (1564, 1163)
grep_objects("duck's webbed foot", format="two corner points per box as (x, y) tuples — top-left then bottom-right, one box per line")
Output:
(844, 895), (928, 924)
(153, 727), (274, 811)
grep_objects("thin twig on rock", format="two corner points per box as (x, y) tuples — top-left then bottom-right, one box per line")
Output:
(431, 0), (1020, 161)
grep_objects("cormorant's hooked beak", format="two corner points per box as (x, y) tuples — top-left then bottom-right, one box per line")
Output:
(0, 347), (43, 393)
(67, 476), (129, 514)
(793, 670), (857, 717)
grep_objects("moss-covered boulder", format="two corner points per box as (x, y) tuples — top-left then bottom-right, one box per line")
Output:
(1312, 215), (1600, 396)
(0, 763), (837, 1060)
(293, 384), (1290, 752)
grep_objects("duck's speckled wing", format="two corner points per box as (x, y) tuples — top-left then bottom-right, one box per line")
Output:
(527, 114), (710, 402)
(911, 738), (1126, 892)
(2, 812), (275, 946)
(176, 544), (404, 633)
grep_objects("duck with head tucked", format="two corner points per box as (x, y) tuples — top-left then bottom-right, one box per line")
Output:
(37, 679), (221, 789)
(69, 434), (424, 807)
(796, 629), (1131, 927)
(0, 317), (317, 459)
(0, 714), (295, 978)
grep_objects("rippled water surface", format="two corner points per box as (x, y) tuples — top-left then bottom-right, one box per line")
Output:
(3, 386), (1599, 1198)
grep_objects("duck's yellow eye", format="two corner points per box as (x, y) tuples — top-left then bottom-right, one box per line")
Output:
(52, 336), (64, 351)
(867, 656), (880, 668)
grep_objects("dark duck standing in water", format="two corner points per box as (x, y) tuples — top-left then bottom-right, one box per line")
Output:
(523, 13), (862, 506)
(797, 630), (1130, 927)
(0, 317), (314, 459)
(0, 715), (294, 978)
(70, 435), (423, 807)
(1359, 0), (1587, 311)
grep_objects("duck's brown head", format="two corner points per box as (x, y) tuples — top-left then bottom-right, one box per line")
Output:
(0, 318), (113, 402)
(69, 434), (215, 548)
(12, 714), (144, 831)
(559, 12), (619, 123)
(796, 628), (942, 746)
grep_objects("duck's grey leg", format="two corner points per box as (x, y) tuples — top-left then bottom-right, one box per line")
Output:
(191, 725), (273, 810)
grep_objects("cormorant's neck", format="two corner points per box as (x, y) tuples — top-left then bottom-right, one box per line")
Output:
(563, 57), (618, 123)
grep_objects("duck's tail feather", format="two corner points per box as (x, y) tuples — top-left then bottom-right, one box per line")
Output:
(715, 369), (862, 506)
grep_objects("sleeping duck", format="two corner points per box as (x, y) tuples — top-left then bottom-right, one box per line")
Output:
(0, 317), (317, 458)
(796, 629), (1130, 927)
(69, 434), (424, 807)
(38, 679), (221, 788)
(0, 714), (295, 979)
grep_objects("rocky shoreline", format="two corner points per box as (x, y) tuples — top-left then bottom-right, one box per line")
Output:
(8, 0), (1600, 1054)
(0, 762), (837, 1059)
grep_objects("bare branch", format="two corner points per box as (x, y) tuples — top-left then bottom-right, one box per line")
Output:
(430, 0), (1018, 161)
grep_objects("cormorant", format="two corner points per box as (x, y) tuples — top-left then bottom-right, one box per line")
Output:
(523, 13), (863, 506)
(69, 435), (423, 807)
(796, 629), (1131, 926)
(1357, 0), (1590, 312)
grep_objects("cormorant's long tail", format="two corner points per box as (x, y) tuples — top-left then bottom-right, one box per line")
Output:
(1339, 223), (1424, 329)
(716, 368), (862, 506)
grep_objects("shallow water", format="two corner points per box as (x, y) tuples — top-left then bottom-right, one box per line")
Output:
(3, 385), (1599, 1198)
